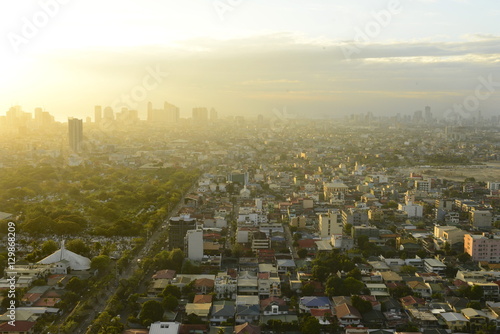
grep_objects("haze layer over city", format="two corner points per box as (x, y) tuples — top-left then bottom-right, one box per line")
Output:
(1, 1), (500, 334)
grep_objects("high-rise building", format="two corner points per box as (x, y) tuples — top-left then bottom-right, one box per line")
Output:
(68, 118), (83, 152)
(147, 101), (179, 125)
(34, 107), (54, 128)
(184, 229), (204, 261)
(103, 106), (114, 121)
(464, 233), (500, 263)
(95, 105), (102, 123)
(318, 210), (342, 238)
(167, 215), (197, 251)
(192, 107), (208, 122)
(210, 108), (218, 121)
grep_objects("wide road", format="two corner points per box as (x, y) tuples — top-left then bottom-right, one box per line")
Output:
(78, 176), (202, 334)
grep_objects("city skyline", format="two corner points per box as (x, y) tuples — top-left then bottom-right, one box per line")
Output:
(1, 1), (500, 121)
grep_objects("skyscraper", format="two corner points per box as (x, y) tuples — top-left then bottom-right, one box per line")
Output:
(68, 118), (83, 152)
(192, 107), (208, 122)
(94, 105), (102, 123)
(147, 101), (179, 125)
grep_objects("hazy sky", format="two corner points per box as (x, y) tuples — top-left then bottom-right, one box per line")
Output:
(1, 0), (500, 121)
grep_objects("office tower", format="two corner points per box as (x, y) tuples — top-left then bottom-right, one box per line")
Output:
(95, 106), (102, 123)
(164, 102), (180, 123)
(192, 107), (208, 122)
(147, 102), (153, 122)
(424, 106), (432, 123)
(210, 108), (218, 121)
(167, 215), (197, 251)
(68, 118), (83, 152)
(103, 106), (114, 121)
(147, 101), (179, 125)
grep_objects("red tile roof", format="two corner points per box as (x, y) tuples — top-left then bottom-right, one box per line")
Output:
(311, 308), (332, 317)
(193, 294), (213, 304)
(0, 320), (35, 332)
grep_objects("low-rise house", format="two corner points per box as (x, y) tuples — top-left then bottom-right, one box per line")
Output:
(365, 283), (390, 297)
(407, 308), (439, 328)
(276, 259), (296, 274)
(407, 281), (432, 298)
(334, 303), (362, 327)
(185, 303), (211, 321)
(209, 301), (235, 326)
(0, 321), (36, 334)
(361, 309), (384, 327)
(235, 304), (260, 324)
(194, 278), (214, 294)
(380, 271), (403, 284)
(461, 308), (489, 329)
(193, 295), (213, 304)
(445, 296), (469, 313)
(152, 269), (176, 281)
(238, 272), (258, 296)
(400, 295), (426, 309)
(234, 322), (261, 334)
(260, 297), (289, 316)
(299, 296), (332, 313)
(439, 312), (469, 331)
(311, 308), (333, 325)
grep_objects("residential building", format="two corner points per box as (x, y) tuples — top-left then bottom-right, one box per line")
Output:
(214, 272), (237, 299)
(184, 229), (203, 261)
(68, 118), (83, 152)
(334, 303), (362, 327)
(423, 258), (447, 275)
(149, 322), (180, 334)
(318, 210), (342, 238)
(342, 208), (369, 227)
(464, 233), (500, 263)
(471, 210), (493, 229)
(299, 296), (332, 312)
(210, 301), (235, 326)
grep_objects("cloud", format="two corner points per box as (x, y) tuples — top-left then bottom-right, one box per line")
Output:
(3, 32), (500, 120)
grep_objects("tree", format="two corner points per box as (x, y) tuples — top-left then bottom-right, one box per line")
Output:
(65, 239), (91, 257)
(90, 255), (111, 272)
(325, 276), (344, 297)
(390, 285), (413, 299)
(469, 285), (484, 300)
(169, 249), (184, 272)
(458, 252), (471, 263)
(467, 301), (482, 310)
(343, 223), (353, 235)
(346, 268), (362, 280)
(231, 243), (244, 258)
(140, 300), (164, 325)
(343, 277), (365, 295)
(66, 277), (86, 293)
(311, 265), (329, 282)
(301, 283), (315, 296)
(162, 295), (179, 311)
(400, 265), (418, 275)
(351, 295), (372, 313)
(297, 248), (308, 259)
(300, 316), (321, 334)
(41, 240), (59, 256)
(162, 285), (181, 299)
